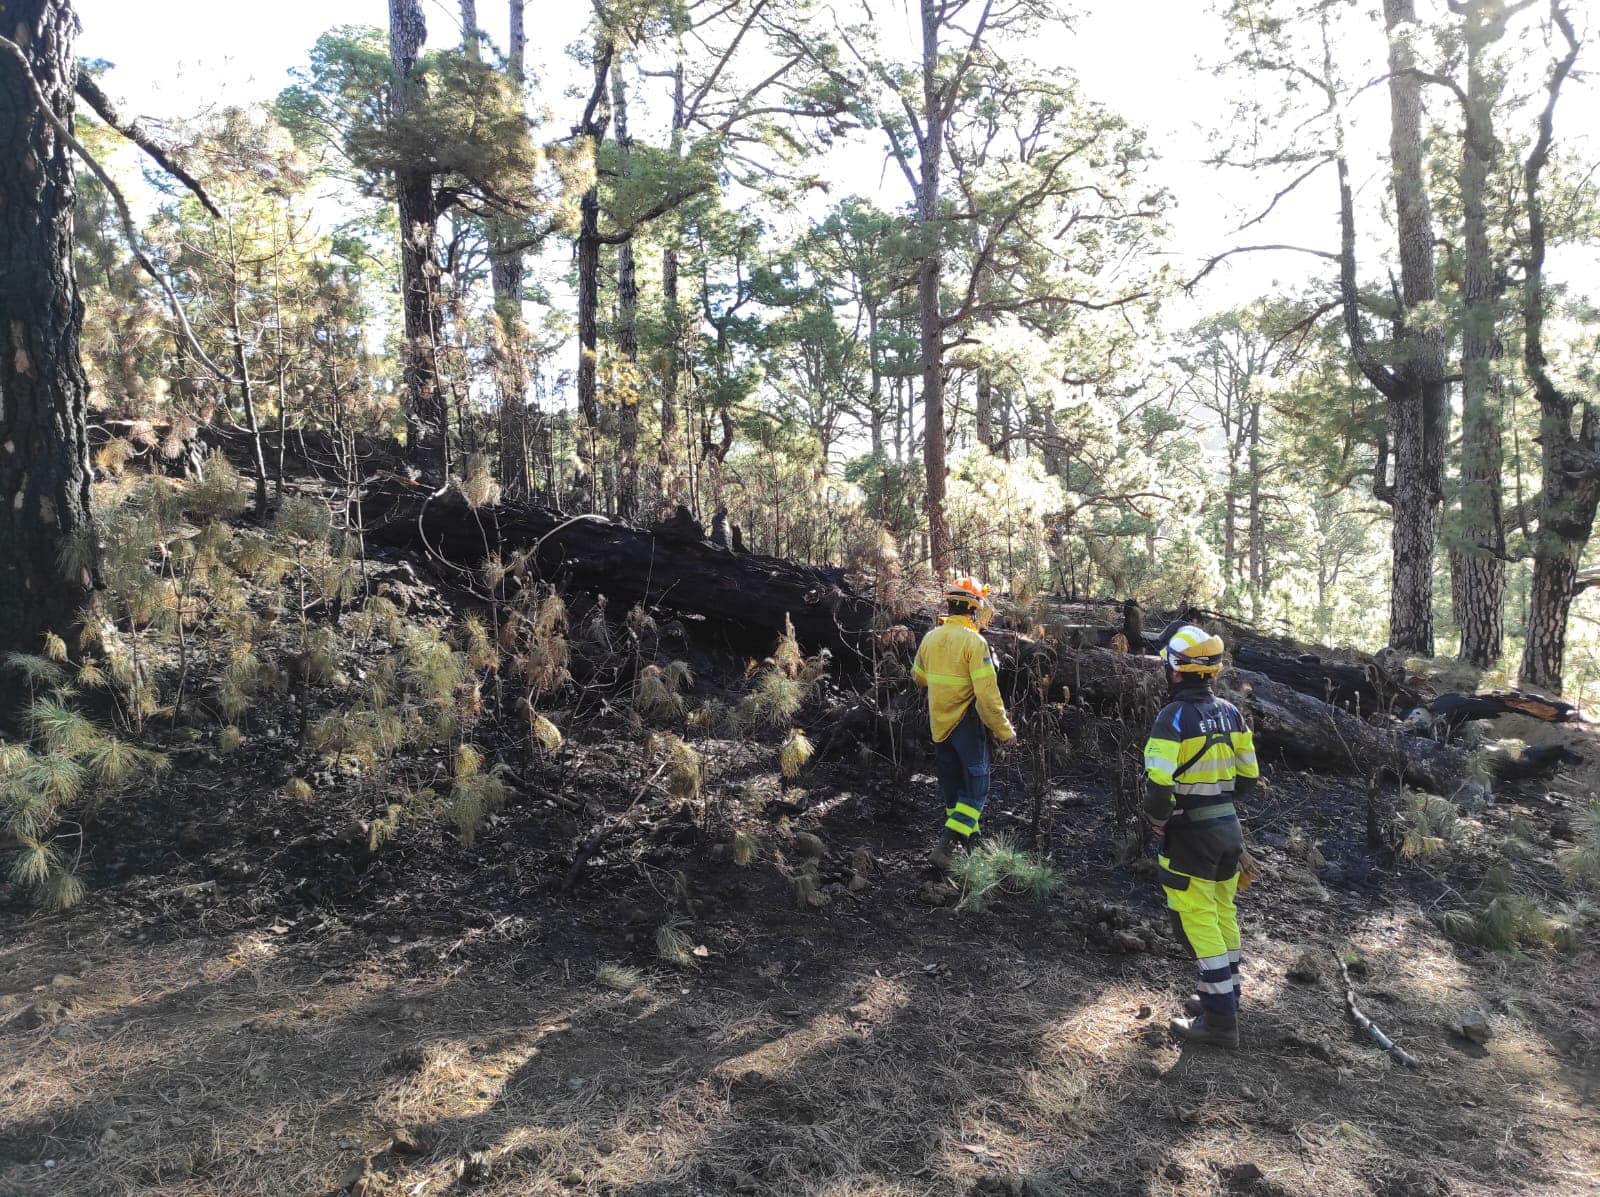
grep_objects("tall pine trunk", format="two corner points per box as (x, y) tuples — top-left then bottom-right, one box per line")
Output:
(490, 0), (531, 497)
(1519, 5), (1591, 692)
(574, 34), (612, 509)
(611, 65), (642, 520)
(0, 0), (95, 661)
(1450, 0), (1510, 667)
(390, 0), (448, 477)
(918, 3), (951, 575)
(1247, 396), (1264, 620)
(657, 58), (687, 490)
(1381, 0), (1449, 655)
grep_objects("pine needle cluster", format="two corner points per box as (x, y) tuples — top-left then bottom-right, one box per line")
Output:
(1397, 792), (1465, 862)
(658, 735), (704, 802)
(449, 742), (507, 847)
(1439, 864), (1594, 951)
(949, 838), (1060, 912)
(1557, 800), (1600, 892)
(2, 687), (166, 908)
(739, 616), (829, 730)
(634, 660), (693, 722)
(779, 728), (814, 779)
(654, 919), (694, 967)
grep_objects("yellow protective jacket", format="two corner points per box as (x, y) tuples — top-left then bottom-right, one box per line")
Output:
(912, 615), (1015, 744)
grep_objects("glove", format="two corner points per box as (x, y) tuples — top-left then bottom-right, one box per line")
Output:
(1236, 846), (1261, 891)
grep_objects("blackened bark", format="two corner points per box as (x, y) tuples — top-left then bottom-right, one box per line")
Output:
(1450, 0), (1509, 668)
(1247, 395), (1263, 619)
(612, 65), (642, 520)
(0, 0), (96, 661)
(1382, 0), (1450, 656)
(576, 35), (613, 449)
(657, 59), (686, 481)
(458, 0), (479, 60)
(867, 300), (884, 457)
(390, 0), (448, 477)
(974, 368), (993, 449)
(918, 3), (950, 575)
(366, 481), (879, 661)
(492, 0), (530, 498)
(1519, 3), (1588, 694)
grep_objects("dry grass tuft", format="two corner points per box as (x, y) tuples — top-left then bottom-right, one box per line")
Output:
(596, 962), (645, 992)
(655, 920), (695, 967)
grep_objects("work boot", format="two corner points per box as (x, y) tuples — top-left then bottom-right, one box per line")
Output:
(1169, 1011), (1239, 1049)
(929, 832), (961, 870)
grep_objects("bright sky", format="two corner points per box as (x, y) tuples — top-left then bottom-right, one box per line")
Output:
(75, 0), (1597, 318)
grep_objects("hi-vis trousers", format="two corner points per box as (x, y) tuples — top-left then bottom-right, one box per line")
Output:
(1160, 855), (1243, 1017)
(935, 708), (991, 838)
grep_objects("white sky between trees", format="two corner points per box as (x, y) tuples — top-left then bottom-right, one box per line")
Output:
(76, 0), (1597, 392)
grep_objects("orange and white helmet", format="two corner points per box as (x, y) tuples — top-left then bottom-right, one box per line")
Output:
(945, 575), (991, 610)
(1160, 622), (1225, 676)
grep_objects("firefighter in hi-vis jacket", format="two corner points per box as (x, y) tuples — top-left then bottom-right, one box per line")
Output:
(912, 576), (1017, 868)
(1143, 621), (1259, 1048)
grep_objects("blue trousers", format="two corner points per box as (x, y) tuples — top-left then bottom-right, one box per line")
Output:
(935, 708), (991, 838)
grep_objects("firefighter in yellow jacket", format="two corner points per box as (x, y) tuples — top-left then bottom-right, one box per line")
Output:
(912, 576), (1016, 867)
(1144, 621), (1259, 1048)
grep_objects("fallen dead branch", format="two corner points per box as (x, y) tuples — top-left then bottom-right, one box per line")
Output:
(1336, 950), (1421, 1068)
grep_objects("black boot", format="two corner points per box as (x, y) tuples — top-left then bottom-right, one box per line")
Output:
(1169, 1010), (1239, 1048)
(929, 831), (961, 869)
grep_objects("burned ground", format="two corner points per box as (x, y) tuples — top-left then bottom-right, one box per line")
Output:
(3, 681), (1598, 1197)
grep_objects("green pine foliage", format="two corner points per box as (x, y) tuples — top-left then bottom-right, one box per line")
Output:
(950, 839), (1061, 912)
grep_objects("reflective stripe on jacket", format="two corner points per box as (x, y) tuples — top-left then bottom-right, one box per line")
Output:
(1143, 687), (1259, 818)
(911, 615), (1015, 744)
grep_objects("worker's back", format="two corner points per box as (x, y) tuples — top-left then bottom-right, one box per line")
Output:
(912, 616), (1013, 744)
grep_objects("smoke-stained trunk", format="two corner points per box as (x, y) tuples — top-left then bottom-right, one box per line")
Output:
(1381, 0), (1449, 655)
(975, 368), (993, 450)
(918, 4), (951, 575)
(389, 0), (448, 477)
(657, 57), (687, 488)
(0, 0), (96, 661)
(1519, 4), (1591, 692)
(1450, 1), (1510, 668)
(575, 34), (613, 504)
(492, 0), (530, 497)
(1247, 394), (1263, 620)
(612, 64), (642, 519)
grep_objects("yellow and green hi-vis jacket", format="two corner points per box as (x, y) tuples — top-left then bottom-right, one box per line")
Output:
(1142, 682), (1260, 821)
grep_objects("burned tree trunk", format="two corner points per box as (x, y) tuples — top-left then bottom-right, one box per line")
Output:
(0, 0), (96, 662)
(1380, 0), (1451, 657)
(1518, 6), (1592, 694)
(389, 0), (449, 477)
(364, 482), (878, 659)
(1449, 0), (1513, 669)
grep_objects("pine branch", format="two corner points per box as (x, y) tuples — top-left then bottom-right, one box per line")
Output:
(75, 72), (221, 218)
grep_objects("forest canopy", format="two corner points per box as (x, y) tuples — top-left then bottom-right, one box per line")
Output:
(22, 0), (1600, 703)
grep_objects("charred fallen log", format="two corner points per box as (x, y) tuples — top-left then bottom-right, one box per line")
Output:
(1044, 601), (1423, 714)
(362, 480), (879, 660)
(1046, 645), (1470, 795)
(1426, 690), (1586, 730)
